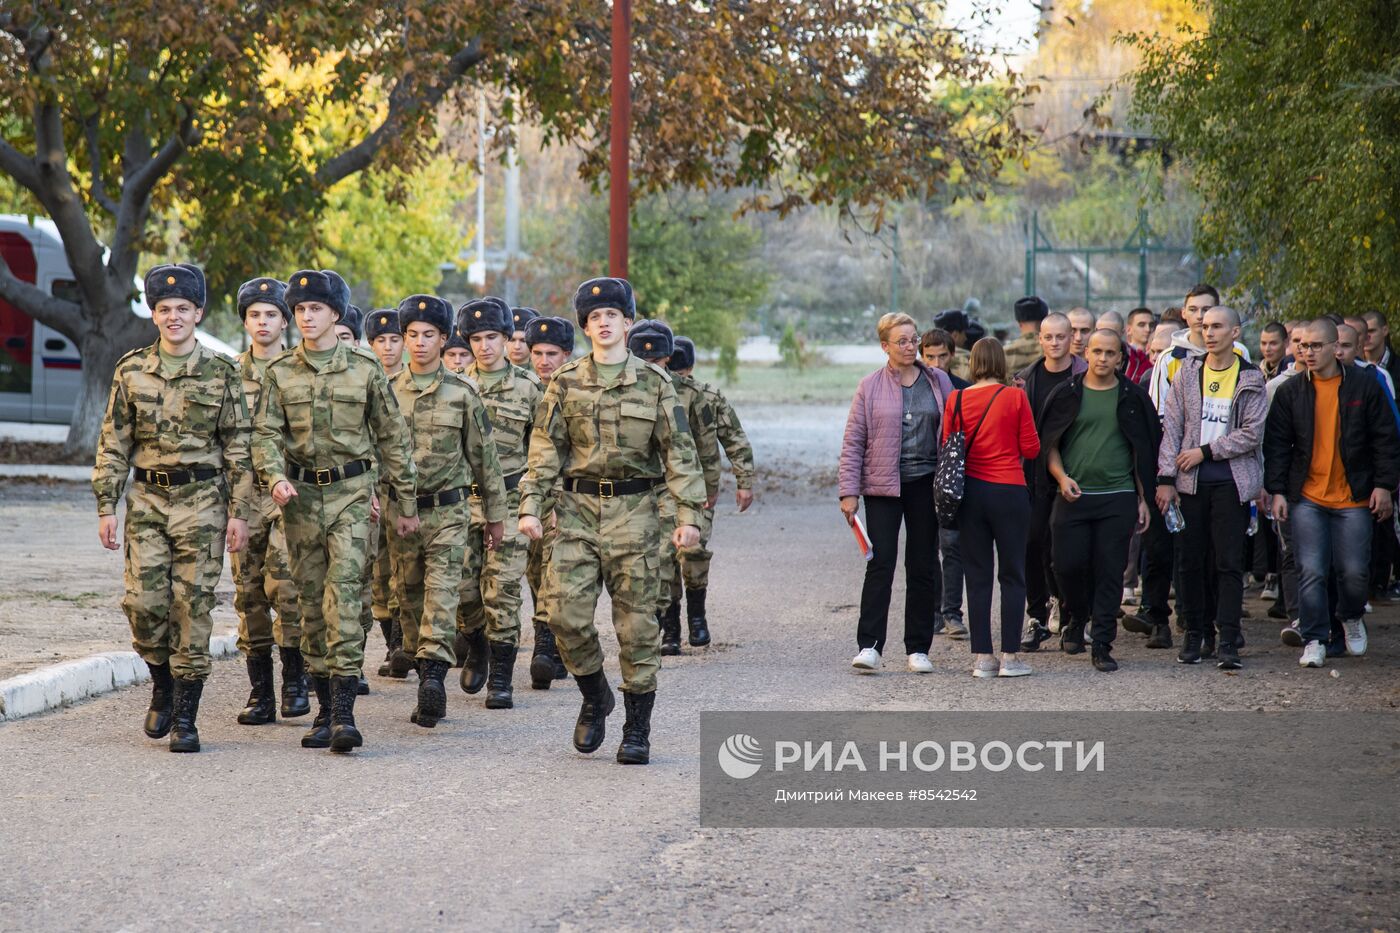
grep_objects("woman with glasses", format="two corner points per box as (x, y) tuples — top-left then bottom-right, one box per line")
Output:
(839, 313), (954, 674)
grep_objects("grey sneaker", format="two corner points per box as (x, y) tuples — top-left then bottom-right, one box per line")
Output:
(998, 657), (1032, 678)
(944, 618), (968, 640)
(972, 655), (999, 679)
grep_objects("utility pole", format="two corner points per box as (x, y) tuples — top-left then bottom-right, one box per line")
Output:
(470, 93), (487, 289)
(609, 0), (631, 278)
(504, 93), (521, 307)
(890, 221), (900, 314)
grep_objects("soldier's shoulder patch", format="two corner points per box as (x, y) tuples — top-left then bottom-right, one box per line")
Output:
(115, 345), (152, 370)
(701, 403), (715, 426)
(553, 358), (584, 378)
(673, 404), (691, 433)
(514, 364), (542, 387)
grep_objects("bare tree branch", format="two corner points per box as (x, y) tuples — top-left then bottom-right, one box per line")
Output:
(315, 39), (486, 187)
(0, 250), (83, 342)
(0, 138), (41, 195)
(83, 115), (119, 215)
(110, 105), (198, 276)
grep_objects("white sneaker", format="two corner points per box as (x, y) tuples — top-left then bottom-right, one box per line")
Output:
(1261, 575), (1280, 600)
(972, 655), (999, 679)
(1299, 640), (1326, 668)
(1280, 621), (1303, 648)
(998, 656), (1032, 678)
(1121, 586), (1139, 606)
(1343, 619), (1368, 656)
(851, 647), (881, 672)
(1364, 601), (1374, 614)
(907, 652), (934, 674)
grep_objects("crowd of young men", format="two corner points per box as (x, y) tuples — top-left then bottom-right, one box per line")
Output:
(93, 265), (755, 760)
(916, 285), (1400, 672)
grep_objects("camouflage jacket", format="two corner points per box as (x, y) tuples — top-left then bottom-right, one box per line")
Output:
(251, 341), (418, 515)
(698, 381), (756, 490)
(671, 372), (722, 496)
(464, 360), (542, 478)
(1002, 331), (1043, 374)
(390, 366), (508, 524)
(520, 352), (706, 528)
(93, 341), (255, 518)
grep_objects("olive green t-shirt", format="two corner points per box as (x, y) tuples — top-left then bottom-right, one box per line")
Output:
(304, 346), (337, 372)
(412, 369), (437, 389)
(158, 347), (193, 378)
(594, 359), (626, 385)
(477, 364), (511, 390)
(1061, 385), (1134, 494)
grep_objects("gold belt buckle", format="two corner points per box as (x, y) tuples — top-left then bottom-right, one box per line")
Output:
(598, 479), (614, 499)
(315, 468), (333, 486)
(469, 483), (482, 499)
(154, 470), (171, 488)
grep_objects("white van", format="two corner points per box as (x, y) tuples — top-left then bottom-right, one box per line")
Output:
(0, 215), (238, 423)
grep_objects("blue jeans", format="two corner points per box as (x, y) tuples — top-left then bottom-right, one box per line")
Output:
(1290, 500), (1371, 645)
(939, 527), (964, 625)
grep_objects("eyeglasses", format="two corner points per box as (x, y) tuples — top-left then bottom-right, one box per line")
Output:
(889, 338), (919, 349)
(1297, 342), (1335, 352)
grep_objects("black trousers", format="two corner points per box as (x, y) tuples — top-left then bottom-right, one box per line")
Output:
(960, 477), (1030, 655)
(857, 474), (941, 655)
(1139, 492), (1175, 628)
(1051, 492), (1138, 647)
(1175, 482), (1250, 644)
(1024, 490), (1059, 623)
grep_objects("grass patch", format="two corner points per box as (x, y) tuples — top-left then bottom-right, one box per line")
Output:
(692, 362), (869, 406)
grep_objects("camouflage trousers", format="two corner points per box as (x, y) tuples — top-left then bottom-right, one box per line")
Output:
(387, 497), (468, 664)
(121, 480), (226, 681)
(281, 473), (374, 678)
(457, 487), (528, 645)
(678, 505), (716, 591)
(372, 502), (397, 622)
(549, 488), (662, 694)
(232, 488), (301, 657)
(655, 493), (682, 614)
(525, 513), (558, 631)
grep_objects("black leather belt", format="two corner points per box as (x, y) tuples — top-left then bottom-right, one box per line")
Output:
(562, 476), (660, 498)
(286, 459), (372, 486)
(134, 466), (219, 488)
(389, 485), (469, 511)
(470, 471), (524, 498)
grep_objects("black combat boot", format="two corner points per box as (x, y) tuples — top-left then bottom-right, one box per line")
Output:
(485, 642), (518, 709)
(236, 653), (277, 725)
(329, 675), (363, 752)
(376, 618), (394, 676)
(279, 646), (311, 717)
(413, 659), (450, 728)
(452, 630), (471, 669)
(459, 628), (489, 694)
(660, 600), (683, 656)
(387, 618), (415, 679)
(143, 661), (175, 739)
(572, 669), (616, 754)
(685, 587), (711, 647)
(301, 675), (333, 748)
(616, 690), (655, 765)
(530, 621), (558, 690)
(168, 678), (204, 753)
(1145, 623), (1174, 650)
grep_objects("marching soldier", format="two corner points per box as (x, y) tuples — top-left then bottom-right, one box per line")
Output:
(669, 336), (757, 645)
(94, 263), (254, 753)
(625, 322), (721, 656)
(456, 297), (543, 709)
(232, 277), (310, 725)
(365, 309), (411, 684)
(508, 306), (540, 368)
(523, 316), (574, 688)
(252, 269), (419, 753)
(444, 331), (473, 374)
(387, 295), (508, 726)
(519, 278), (705, 765)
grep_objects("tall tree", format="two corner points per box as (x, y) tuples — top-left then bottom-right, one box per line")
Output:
(1128, 0), (1400, 315)
(1, 1), (1026, 454)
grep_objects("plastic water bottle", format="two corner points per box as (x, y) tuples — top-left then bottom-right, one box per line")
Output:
(1164, 501), (1186, 534)
(1247, 502), (1259, 536)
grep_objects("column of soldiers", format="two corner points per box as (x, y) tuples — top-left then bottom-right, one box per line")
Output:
(94, 264), (755, 764)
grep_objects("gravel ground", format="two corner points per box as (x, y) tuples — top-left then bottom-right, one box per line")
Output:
(1, 406), (1397, 931)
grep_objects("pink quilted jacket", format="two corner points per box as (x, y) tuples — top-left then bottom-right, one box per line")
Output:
(839, 363), (953, 498)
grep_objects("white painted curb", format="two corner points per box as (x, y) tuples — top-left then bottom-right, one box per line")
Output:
(0, 632), (240, 722)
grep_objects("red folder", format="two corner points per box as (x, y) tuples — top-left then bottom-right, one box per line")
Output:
(849, 513), (874, 562)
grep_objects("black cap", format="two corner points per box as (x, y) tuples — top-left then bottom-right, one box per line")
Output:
(525, 316), (575, 354)
(365, 309), (402, 341)
(145, 264), (205, 309)
(668, 336), (696, 372)
(933, 308), (969, 333)
(398, 295), (452, 335)
(445, 331), (470, 352)
(511, 307), (541, 334)
(236, 277), (290, 321)
(338, 305), (364, 341)
(628, 318), (675, 360)
(457, 297), (512, 338)
(1013, 296), (1050, 324)
(573, 277), (635, 325)
(286, 269), (350, 318)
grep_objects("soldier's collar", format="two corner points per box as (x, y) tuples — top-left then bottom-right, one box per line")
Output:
(582, 352), (639, 387)
(142, 340), (208, 377)
(294, 339), (349, 373)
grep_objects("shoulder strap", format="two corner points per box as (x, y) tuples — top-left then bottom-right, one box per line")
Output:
(963, 386), (1008, 452)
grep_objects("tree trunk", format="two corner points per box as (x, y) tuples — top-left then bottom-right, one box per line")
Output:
(62, 307), (155, 460)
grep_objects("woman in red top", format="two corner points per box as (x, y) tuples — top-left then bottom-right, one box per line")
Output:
(941, 338), (1041, 678)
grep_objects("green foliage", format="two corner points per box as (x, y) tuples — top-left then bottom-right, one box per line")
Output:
(1128, 0), (1400, 316)
(778, 323), (806, 370)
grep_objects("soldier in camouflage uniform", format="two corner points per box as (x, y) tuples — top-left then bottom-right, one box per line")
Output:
(365, 309), (412, 686)
(508, 306), (539, 369)
(456, 297), (543, 709)
(668, 336), (757, 647)
(94, 264), (254, 753)
(933, 309), (974, 381)
(253, 269), (418, 753)
(523, 315), (574, 688)
(231, 277), (310, 726)
(444, 331), (472, 375)
(625, 322), (721, 656)
(519, 278), (705, 765)
(1003, 296), (1048, 373)
(387, 295), (508, 727)
(334, 303), (380, 691)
